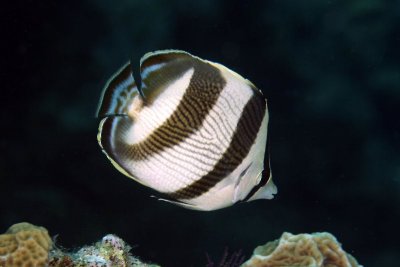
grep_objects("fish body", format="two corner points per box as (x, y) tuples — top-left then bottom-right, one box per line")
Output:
(97, 50), (277, 211)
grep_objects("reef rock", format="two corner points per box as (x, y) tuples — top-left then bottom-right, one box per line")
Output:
(49, 234), (160, 267)
(241, 232), (362, 267)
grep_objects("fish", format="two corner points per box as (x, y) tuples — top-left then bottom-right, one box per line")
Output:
(96, 50), (277, 211)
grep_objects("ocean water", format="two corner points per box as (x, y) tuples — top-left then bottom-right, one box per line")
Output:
(2, 1), (399, 266)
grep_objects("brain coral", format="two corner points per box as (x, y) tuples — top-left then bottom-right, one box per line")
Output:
(0, 222), (52, 267)
(242, 232), (362, 267)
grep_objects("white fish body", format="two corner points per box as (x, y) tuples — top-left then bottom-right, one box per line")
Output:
(97, 50), (277, 211)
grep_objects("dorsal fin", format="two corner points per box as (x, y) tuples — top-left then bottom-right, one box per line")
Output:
(138, 50), (201, 103)
(97, 62), (139, 117)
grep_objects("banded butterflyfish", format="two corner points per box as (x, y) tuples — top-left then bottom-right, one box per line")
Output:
(97, 50), (277, 211)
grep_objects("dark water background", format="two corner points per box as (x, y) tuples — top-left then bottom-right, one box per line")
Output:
(2, 1), (400, 266)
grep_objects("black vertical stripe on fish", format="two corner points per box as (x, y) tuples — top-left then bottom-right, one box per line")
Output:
(141, 51), (192, 75)
(167, 93), (267, 200)
(240, 138), (272, 202)
(140, 52), (196, 104)
(110, 60), (227, 162)
(97, 63), (136, 117)
(99, 116), (134, 179)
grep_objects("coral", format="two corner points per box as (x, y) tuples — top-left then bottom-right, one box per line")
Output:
(241, 232), (362, 267)
(0, 222), (52, 267)
(49, 234), (159, 267)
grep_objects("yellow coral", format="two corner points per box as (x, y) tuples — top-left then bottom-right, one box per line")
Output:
(242, 232), (362, 267)
(0, 222), (52, 267)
